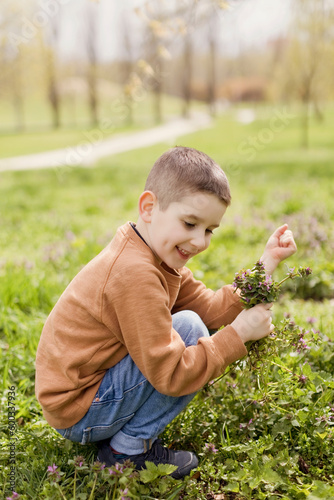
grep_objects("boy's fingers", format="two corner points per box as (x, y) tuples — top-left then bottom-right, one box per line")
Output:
(273, 223), (288, 237)
(281, 229), (293, 237)
(280, 230), (293, 241)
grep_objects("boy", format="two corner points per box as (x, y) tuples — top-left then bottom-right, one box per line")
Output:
(35, 147), (297, 479)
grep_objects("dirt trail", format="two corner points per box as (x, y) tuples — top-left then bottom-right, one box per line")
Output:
(0, 112), (212, 173)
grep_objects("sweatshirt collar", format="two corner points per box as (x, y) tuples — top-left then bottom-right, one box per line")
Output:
(126, 222), (181, 278)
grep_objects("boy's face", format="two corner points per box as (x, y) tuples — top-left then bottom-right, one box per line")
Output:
(144, 192), (227, 269)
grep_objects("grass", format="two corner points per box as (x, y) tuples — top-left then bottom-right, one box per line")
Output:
(0, 90), (204, 158)
(0, 103), (334, 499)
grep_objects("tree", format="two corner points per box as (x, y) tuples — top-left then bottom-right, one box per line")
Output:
(136, 0), (232, 119)
(182, 29), (193, 118)
(44, 11), (61, 129)
(120, 11), (135, 126)
(83, 1), (99, 127)
(0, 1), (27, 131)
(281, 0), (334, 148)
(207, 8), (220, 116)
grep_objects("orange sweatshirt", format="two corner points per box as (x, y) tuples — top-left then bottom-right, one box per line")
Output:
(35, 223), (247, 429)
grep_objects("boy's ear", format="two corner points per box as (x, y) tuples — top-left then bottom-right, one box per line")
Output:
(138, 191), (157, 223)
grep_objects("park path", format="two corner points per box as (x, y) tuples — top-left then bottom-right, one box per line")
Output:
(0, 112), (212, 173)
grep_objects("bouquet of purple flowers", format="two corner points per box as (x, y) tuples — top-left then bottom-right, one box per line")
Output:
(230, 260), (313, 370)
(232, 260), (312, 309)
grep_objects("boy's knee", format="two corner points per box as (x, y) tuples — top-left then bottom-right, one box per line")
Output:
(172, 310), (209, 346)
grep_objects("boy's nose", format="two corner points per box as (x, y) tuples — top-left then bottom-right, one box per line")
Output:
(190, 233), (208, 252)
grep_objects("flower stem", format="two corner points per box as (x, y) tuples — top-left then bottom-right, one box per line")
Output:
(72, 469), (76, 500)
(277, 270), (303, 287)
(57, 484), (67, 500)
(88, 473), (98, 500)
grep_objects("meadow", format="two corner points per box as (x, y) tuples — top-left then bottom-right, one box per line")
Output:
(0, 104), (334, 499)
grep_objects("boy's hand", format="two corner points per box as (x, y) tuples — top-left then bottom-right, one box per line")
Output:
(231, 303), (274, 343)
(260, 224), (297, 275)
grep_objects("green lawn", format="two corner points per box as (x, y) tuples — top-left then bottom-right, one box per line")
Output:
(0, 105), (333, 499)
(0, 91), (204, 158)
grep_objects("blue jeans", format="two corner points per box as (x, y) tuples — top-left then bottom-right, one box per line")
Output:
(56, 310), (210, 455)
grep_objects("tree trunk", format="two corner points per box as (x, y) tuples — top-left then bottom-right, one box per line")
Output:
(12, 55), (25, 132)
(48, 61), (60, 129)
(88, 63), (98, 127)
(301, 100), (310, 149)
(207, 36), (216, 117)
(182, 34), (192, 118)
(153, 60), (162, 125)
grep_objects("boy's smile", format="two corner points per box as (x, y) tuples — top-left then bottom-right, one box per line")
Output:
(137, 192), (227, 269)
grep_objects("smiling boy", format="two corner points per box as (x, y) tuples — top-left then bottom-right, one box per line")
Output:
(35, 146), (297, 479)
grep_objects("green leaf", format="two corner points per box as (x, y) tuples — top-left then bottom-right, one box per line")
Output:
(261, 468), (282, 486)
(302, 363), (316, 380)
(272, 420), (292, 436)
(308, 480), (334, 499)
(225, 481), (239, 492)
(249, 476), (261, 489)
(139, 469), (159, 483)
(291, 419), (300, 427)
(139, 461), (177, 483)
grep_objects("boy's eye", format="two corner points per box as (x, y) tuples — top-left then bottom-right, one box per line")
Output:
(184, 221), (195, 229)
(183, 221), (214, 235)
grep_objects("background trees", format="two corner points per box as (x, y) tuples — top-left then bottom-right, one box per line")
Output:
(0, 0), (333, 148)
(277, 0), (334, 148)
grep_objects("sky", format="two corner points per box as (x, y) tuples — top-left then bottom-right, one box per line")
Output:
(221, 0), (292, 53)
(56, 0), (293, 61)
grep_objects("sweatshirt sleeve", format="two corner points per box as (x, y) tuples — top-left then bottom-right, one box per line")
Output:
(102, 263), (247, 397)
(173, 266), (244, 330)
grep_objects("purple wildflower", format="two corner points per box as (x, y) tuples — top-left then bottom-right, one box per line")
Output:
(74, 455), (85, 467)
(120, 488), (129, 500)
(307, 317), (317, 324)
(6, 493), (20, 500)
(47, 464), (59, 476)
(239, 418), (254, 430)
(92, 461), (106, 472)
(47, 464), (58, 474)
(115, 463), (124, 473)
(65, 230), (75, 241)
(47, 464), (61, 482)
(205, 443), (218, 453)
(108, 462), (125, 475)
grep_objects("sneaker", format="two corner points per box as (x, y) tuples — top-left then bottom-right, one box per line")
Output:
(96, 438), (198, 479)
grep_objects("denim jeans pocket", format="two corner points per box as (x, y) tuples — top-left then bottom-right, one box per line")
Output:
(94, 379), (115, 402)
(56, 426), (73, 440)
(81, 413), (135, 444)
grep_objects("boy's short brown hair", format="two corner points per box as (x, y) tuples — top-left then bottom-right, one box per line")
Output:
(145, 146), (231, 210)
